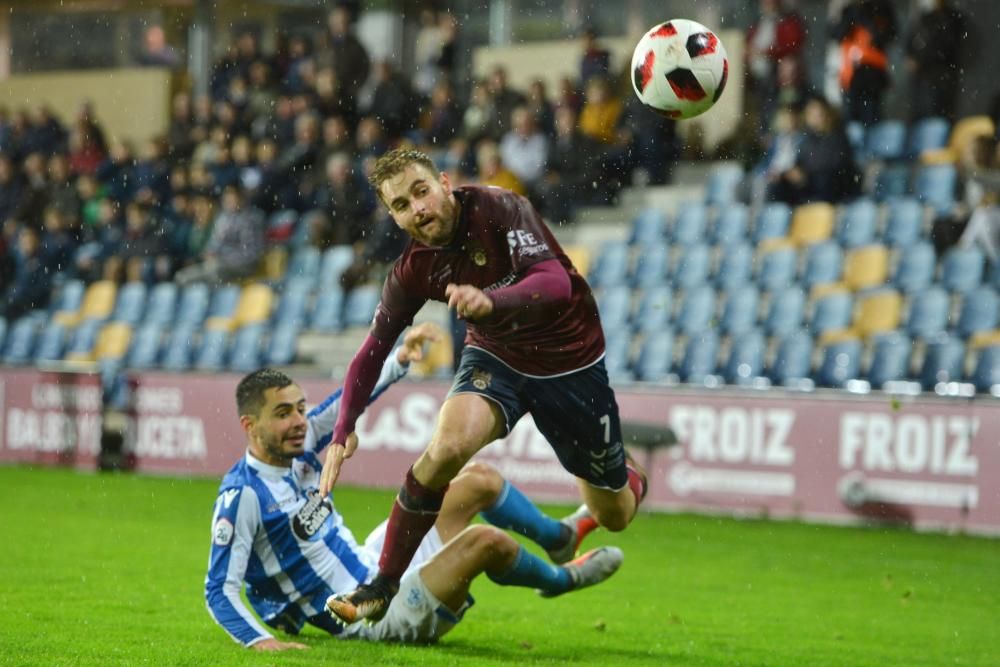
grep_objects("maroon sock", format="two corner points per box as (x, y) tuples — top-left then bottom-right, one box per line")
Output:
(377, 467), (447, 582)
(626, 465), (647, 505)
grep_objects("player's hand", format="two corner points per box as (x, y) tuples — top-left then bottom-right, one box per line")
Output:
(397, 322), (444, 364)
(445, 283), (494, 320)
(251, 638), (308, 651)
(319, 432), (359, 496)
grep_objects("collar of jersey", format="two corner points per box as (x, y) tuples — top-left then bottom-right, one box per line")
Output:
(245, 450), (293, 477)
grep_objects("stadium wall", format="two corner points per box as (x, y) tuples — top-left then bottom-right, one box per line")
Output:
(1, 368), (997, 536)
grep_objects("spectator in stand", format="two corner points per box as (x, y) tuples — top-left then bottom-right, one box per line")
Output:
(486, 66), (526, 138)
(177, 193), (216, 270)
(133, 139), (171, 204)
(105, 200), (169, 283)
(309, 152), (376, 248)
(557, 76), (583, 114)
(461, 79), (496, 144)
(30, 107), (68, 156)
(499, 106), (549, 194)
(67, 125), (106, 177)
(355, 116), (389, 163)
(314, 68), (354, 127)
(38, 207), (76, 274)
(475, 140), (525, 196)
(413, 9), (455, 97)
(930, 135), (996, 256)
(231, 136), (260, 192)
(1, 227), (53, 319)
(175, 185), (265, 286)
(365, 61), (417, 141)
(74, 198), (122, 283)
(76, 101), (107, 156)
(832, 0), (897, 126)
(905, 0), (970, 122)
(136, 25), (181, 68)
(526, 79), (555, 138)
(752, 105), (804, 206)
(419, 79), (462, 149)
(46, 153), (81, 230)
(579, 26), (611, 85)
(14, 152), (49, 230)
(322, 6), (371, 108)
(166, 92), (196, 162)
(618, 91), (679, 186)
(272, 112), (321, 209)
(578, 76), (623, 146)
(745, 0), (808, 135)
(97, 140), (138, 203)
(0, 154), (24, 226)
(246, 61), (277, 123)
(537, 105), (602, 224)
(318, 115), (354, 169)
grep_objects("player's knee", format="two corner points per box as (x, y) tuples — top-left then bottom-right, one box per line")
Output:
(426, 437), (475, 475)
(592, 507), (630, 533)
(458, 461), (505, 506)
(464, 524), (518, 564)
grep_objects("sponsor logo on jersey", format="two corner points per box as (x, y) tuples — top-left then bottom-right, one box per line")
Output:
(468, 243), (488, 266)
(292, 489), (332, 540)
(471, 368), (492, 390)
(506, 229), (549, 258)
(214, 517), (235, 546)
(221, 488), (240, 509)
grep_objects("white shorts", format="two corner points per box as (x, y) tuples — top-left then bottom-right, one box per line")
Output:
(339, 521), (474, 643)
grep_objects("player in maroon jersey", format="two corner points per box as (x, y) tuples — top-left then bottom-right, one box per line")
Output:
(319, 149), (646, 624)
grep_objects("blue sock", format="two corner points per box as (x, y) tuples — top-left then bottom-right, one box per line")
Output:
(480, 480), (566, 550)
(487, 546), (571, 594)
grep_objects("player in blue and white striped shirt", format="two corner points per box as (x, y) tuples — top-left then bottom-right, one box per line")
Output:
(205, 323), (622, 651)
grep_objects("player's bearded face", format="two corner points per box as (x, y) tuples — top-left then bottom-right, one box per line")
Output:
(382, 164), (458, 246)
(247, 385), (308, 465)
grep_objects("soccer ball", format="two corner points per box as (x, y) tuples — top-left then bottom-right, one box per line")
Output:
(630, 19), (729, 119)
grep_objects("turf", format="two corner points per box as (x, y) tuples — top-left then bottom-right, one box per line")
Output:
(0, 465), (997, 666)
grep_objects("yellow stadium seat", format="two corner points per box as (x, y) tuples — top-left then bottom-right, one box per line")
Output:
(94, 322), (133, 361)
(921, 115), (994, 165)
(855, 290), (902, 337)
(810, 282), (849, 299)
(563, 244), (591, 279)
(232, 284), (274, 329)
(757, 237), (795, 254)
(843, 245), (889, 291)
(789, 203), (835, 246)
(54, 280), (117, 327)
(818, 328), (860, 346)
(969, 330), (1000, 349)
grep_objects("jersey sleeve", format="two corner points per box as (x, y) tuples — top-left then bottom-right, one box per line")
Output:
(204, 485), (271, 647)
(306, 351), (409, 455)
(496, 189), (558, 273)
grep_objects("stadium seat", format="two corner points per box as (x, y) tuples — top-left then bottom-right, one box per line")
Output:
(195, 328), (231, 372)
(843, 245), (889, 291)
(905, 287), (950, 340)
(941, 247), (985, 294)
(810, 291), (854, 337)
(908, 117), (951, 158)
(64, 318), (103, 361)
(892, 241), (936, 293)
(2, 316), (40, 364)
(915, 164), (957, 215)
(920, 115), (994, 165)
(634, 286), (672, 333)
(125, 324), (163, 369)
(711, 204), (749, 246)
(0, 316), (6, 353)
(50, 279), (85, 318)
(603, 331), (633, 382)
(229, 325), (265, 372)
(789, 202), (836, 246)
(764, 286), (806, 337)
(957, 287), (999, 338)
(672, 203), (708, 245)
(630, 208), (668, 244)
(671, 243), (712, 290)
(175, 283), (211, 327)
(631, 242), (670, 288)
(634, 332), (674, 382)
(757, 244), (797, 291)
(590, 242), (629, 288)
(676, 286), (716, 336)
(33, 322), (67, 363)
(232, 284), (274, 329)
(143, 282), (178, 327)
(884, 198), (924, 247)
(754, 203), (791, 243)
(720, 286), (760, 335)
(93, 322), (133, 362)
(272, 278), (313, 329)
(309, 286), (345, 332)
(207, 285), (241, 321)
(110, 282), (147, 325)
(715, 242), (754, 291)
(318, 245), (357, 288)
(817, 338), (863, 388)
(837, 199), (878, 248)
(971, 345), (1000, 393)
(723, 330), (766, 385)
(265, 323), (300, 366)
(769, 332), (814, 385)
(55, 280), (116, 327)
(871, 164), (910, 202)
(260, 246), (288, 282)
(705, 164), (744, 205)
(802, 242), (843, 290)
(679, 332), (720, 383)
(343, 285), (381, 328)
(846, 121), (866, 157)
(855, 290), (902, 338)
(920, 335), (966, 390)
(161, 325), (197, 371)
(866, 120), (906, 160)
(597, 286), (632, 332)
(286, 246), (321, 284)
(867, 333), (913, 388)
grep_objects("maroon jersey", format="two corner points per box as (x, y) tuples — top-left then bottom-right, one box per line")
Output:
(371, 185), (605, 376)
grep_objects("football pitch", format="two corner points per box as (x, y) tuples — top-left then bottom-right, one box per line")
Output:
(1, 466), (997, 666)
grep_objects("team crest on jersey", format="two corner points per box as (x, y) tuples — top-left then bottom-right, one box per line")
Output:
(471, 368), (492, 390)
(292, 489), (332, 540)
(214, 517), (234, 546)
(468, 243), (487, 266)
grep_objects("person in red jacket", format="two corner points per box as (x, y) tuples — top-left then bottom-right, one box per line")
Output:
(745, 0), (808, 135)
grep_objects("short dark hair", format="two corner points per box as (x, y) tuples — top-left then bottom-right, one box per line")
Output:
(235, 368), (295, 417)
(368, 148), (438, 200)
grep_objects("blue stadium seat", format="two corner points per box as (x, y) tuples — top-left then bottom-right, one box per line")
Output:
(597, 286), (632, 332)
(318, 245), (356, 288)
(126, 324), (163, 369)
(676, 286), (716, 336)
(872, 165), (910, 202)
(207, 285), (241, 320)
(757, 246), (797, 291)
(723, 330), (766, 385)
(631, 242), (670, 288)
(2, 316), (39, 364)
(817, 338), (863, 388)
(802, 242), (843, 290)
(712, 204), (749, 246)
(915, 164), (957, 215)
(920, 335), (966, 390)
(272, 278), (313, 329)
(111, 282), (148, 325)
(672, 203), (708, 245)
(286, 246), (321, 284)
(908, 117), (950, 157)
(175, 283), (211, 327)
(715, 242), (754, 291)
(33, 322), (67, 363)
(603, 331), (633, 382)
(846, 121), (866, 157)
(343, 285), (381, 328)
(635, 332), (674, 382)
(590, 242), (630, 288)
(754, 203), (791, 243)
(310, 286), (345, 332)
(867, 333), (913, 388)
(50, 279), (85, 315)
(705, 164), (744, 206)
(161, 325), (197, 371)
(769, 332), (814, 385)
(866, 120), (906, 160)
(721, 286), (760, 335)
(893, 241), (936, 293)
(837, 199), (878, 248)
(671, 243), (712, 290)
(942, 247), (985, 294)
(906, 287), (950, 340)
(630, 208), (668, 244)
(884, 198), (924, 247)
(65, 318), (102, 358)
(810, 291), (854, 336)
(957, 287), (999, 338)
(764, 287), (806, 337)
(971, 345), (1000, 393)
(634, 286), (672, 333)
(143, 282), (178, 327)
(0, 316), (6, 353)
(265, 323), (300, 366)
(229, 325), (265, 372)
(679, 332), (720, 383)
(195, 329), (231, 372)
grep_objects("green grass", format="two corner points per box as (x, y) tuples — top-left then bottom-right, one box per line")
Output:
(0, 466), (997, 666)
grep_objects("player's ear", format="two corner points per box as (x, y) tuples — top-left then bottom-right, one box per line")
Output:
(239, 414), (256, 438)
(439, 170), (451, 195)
